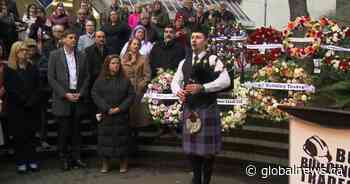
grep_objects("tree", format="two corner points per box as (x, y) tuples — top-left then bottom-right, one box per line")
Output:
(288, 0), (309, 21)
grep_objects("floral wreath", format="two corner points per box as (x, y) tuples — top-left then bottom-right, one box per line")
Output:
(283, 16), (322, 59)
(145, 69), (182, 127)
(319, 17), (343, 45)
(319, 18), (350, 72)
(220, 77), (249, 131)
(249, 60), (313, 122)
(247, 27), (283, 65)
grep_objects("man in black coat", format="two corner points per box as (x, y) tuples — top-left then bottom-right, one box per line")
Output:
(149, 25), (186, 78)
(101, 10), (130, 55)
(85, 31), (109, 84)
(84, 31), (109, 116)
(139, 12), (159, 43)
(71, 8), (88, 37)
(48, 29), (90, 171)
(42, 24), (65, 59)
(218, 2), (236, 23)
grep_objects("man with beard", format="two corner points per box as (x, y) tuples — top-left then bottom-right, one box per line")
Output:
(171, 28), (231, 184)
(149, 25), (185, 78)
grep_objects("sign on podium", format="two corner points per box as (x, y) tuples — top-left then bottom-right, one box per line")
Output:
(279, 106), (350, 184)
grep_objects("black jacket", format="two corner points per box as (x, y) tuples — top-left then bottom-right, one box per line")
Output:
(42, 39), (62, 59)
(71, 22), (85, 37)
(91, 72), (135, 158)
(4, 64), (41, 133)
(91, 72), (135, 114)
(85, 44), (110, 83)
(29, 18), (51, 41)
(102, 22), (130, 54)
(149, 40), (186, 78)
(140, 23), (160, 43)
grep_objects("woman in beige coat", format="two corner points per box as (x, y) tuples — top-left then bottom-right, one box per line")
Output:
(121, 38), (151, 128)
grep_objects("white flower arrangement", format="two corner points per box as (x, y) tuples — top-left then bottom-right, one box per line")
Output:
(145, 69), (182, 127)
(220, 78), (250, 131)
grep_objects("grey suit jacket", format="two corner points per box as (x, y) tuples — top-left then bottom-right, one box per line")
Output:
(48, 48), (90, 117)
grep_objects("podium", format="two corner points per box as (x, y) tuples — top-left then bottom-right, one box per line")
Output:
(279, 106), (350, 184)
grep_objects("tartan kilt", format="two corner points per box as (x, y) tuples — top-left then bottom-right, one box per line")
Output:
(182, 104), (222, 156)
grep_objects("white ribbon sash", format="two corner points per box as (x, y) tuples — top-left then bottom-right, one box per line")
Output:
(212, 35), (247, 41)
(144, 93), (247, 105)
(288, 37), (315, 43)
(246, 44), (283, 50)
(217, 98), (248, 105)
(321, 45), (350, 52)
(244, 82), (315, 92)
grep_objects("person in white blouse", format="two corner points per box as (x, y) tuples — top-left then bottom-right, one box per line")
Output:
(171, 29), (230, 184)
(120, 25), (153, 57)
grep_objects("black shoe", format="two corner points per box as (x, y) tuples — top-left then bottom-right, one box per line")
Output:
(61, 160), (71, 171)
(72, 160), (87, 169)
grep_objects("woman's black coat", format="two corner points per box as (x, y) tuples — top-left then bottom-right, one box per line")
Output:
(91, 72), (135, 157)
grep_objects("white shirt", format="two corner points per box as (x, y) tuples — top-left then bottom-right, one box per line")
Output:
(171, 51), (231, 95)
(64, 47), (78, 90)
(120, 40), (154, 57)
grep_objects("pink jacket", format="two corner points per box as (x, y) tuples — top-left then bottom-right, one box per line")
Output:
(128, 13), (140, 30)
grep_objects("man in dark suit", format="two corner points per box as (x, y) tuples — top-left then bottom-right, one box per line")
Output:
(84, 31), (109, 125)
(85, 31), (109, 84)
(48, 29), (90, 171)
(149, 25), (186, 78)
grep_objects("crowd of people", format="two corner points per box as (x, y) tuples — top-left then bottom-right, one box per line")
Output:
(0, 0), (236, 184)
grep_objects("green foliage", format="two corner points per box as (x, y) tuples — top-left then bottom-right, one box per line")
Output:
(311, 65), (350, 109)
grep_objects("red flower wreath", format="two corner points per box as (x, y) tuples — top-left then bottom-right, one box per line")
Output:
(247, 27), (283, 65)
